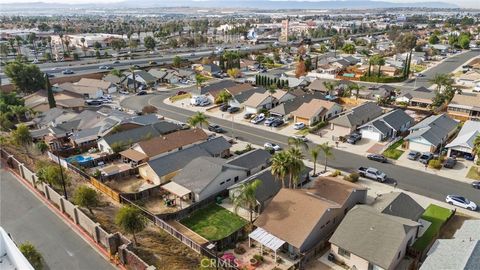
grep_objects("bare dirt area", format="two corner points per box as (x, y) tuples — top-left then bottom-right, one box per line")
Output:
(438, 213), (472, 239)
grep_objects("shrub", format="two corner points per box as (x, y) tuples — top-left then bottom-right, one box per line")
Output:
(344, 172), (360, 182)
(360, 75), (406, 83)
(234, 246), (246, 255)
(253, 254), (264, 262)
(309, 121), (328, 133)
(19, 242), (43, 270)
(331, 170), (342, 177)
(428, 159), (442, 170)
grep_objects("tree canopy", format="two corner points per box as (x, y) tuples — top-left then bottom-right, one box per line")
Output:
(4, 61), (45, 93)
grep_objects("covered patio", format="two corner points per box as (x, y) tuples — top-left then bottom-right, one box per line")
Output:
(248, 228), (286, 262)
(160, 181), (193, 209)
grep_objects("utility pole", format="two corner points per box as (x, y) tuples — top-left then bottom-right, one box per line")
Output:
(57, 155), (68, 200)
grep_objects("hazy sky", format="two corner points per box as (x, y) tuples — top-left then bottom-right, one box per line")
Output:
(1, 0), (478, 9)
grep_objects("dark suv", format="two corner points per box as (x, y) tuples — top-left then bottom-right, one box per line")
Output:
(347, 133), (362, 144)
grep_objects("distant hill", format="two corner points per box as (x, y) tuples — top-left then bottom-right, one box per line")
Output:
(0, 0), (459, 10)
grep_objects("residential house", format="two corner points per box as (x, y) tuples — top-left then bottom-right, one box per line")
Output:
(269, 90), (325, 120)
(251, 177), (367, 262)
(272, 90), (296, 105)
(161, 157), (249, 204)
(307, 78), (330, 93)
(221, 83), (262, 108)
(371, 192), (424, 221)
(292, 99), (342, 126)
(59, 82), (104, 99)
(243, 92), (276, 113)
(420, 220), (480, 270)
(122, 128), (209, 164)
(359, 109), (414, 142)
(456, 70), (480, 88)
(97, 121), (181, 154)
(190, 80), (237, 102)
(76, 78), (117, 94)
(122, 70), (157, 89)
(228, 166), (311, 218)
(24, 89), (85, 113)
(226, 149), (271, 176)
(330, 102), (384, 135)
(200, 64), (222, 77)
(138, 136), (231, 185)
(447, 93), (480, 121)
(103, 74), (123, 86)
(430, 44), (450, 53)
(395, 86), (435, 108)
(404, 114), (458, 153)
(446, 120), (480, 160)
(329, 205), (421, 270)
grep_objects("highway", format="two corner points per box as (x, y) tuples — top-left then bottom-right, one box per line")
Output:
(120, 93), (480, 207)
(0, 169), (115, 270)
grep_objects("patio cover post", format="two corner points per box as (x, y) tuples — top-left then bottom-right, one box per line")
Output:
(275, 250), (277, 262)
(249, 236), (251, 247)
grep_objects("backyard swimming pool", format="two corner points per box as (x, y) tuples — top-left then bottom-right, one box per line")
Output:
(66, 155), (94, 164)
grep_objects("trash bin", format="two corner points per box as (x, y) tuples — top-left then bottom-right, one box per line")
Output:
(328, 253), (335, 261)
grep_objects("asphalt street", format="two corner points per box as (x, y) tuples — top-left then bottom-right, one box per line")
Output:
(402, 49), (480, 88)
(121, 93), (480, 206)
(0, 169), (115, 270)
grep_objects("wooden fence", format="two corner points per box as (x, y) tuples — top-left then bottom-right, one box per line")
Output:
(91, 177), (121, 203)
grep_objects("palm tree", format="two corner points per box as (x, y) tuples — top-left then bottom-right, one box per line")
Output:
(215, 89), (232, 105)
(231, 179), (262, 223)
(80, 37), (87, 57)
(318, 142), (334, 173)
(350, 83), (365, 100)
(9, 105), (27, 122)
(195, 74), (207, 88)
(270, 151), (289, 188)
(310, 147), (320, 176)
(376, 56), (385, 78)
(288, 137), (308, 151)
(129, 67), (137, 92)
(286, 148), (305, 188)
(430, 74), (452, 92)
(330, 35), (341, 57)
(323, 81), (337, 96)
(59, 33), (65, 56)
(187, 112), (209, 129)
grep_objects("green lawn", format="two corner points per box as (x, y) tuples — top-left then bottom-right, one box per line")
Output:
(382, 139), (404, 160)
(412, 204), (453, 252)
(181, 204), (247, 241)
(466, 166), (480, 180)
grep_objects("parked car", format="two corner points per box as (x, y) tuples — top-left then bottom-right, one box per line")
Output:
(347, 133), (362, 144)
(472, 181), (480, 189)
(148, 61), (157, 65)
(176, 91), (187, 96)
(415, 73), (426, 77)
(219, 104), (230, 112)
(45, 73), (55, 78)
(358, 167), (387, 182)
(136, 90), (147, 96)
(293, 122), (306, 130)
(292, 135), (308, 142)
(264, 117), (277, 126)
(190, 96), (208, 106)
(271, 119), (284, 127)
(250, 113), (265, 124)
(227, 107), (240, 113)
(407, 151), (421, 160)
(112, 60), (120, 64)
(445, 195), (477, 211)
(62, 69), (74, 74)
(199, 100), (211, 107)
(243, 113), (254, 119)
(464, 153), (475, 161)
(264, 142), (281, 151)
(190, 53), (196, 56)
(119, 90), (129, 95)
(85, 99), (102, 106)
(208, 124), (224, 133)
(419, 152), (434, 164)
(367, 154), (388, 163)
(131, 64), (141, 68)
(443, 157), (457, 168)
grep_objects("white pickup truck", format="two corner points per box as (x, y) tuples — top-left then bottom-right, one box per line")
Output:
(358, 167), (387, 182)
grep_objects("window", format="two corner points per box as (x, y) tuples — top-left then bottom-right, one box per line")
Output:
(397, 251), (401, 259)
(338, 248), (350, 259)
(220, 181), (225, 185)
(226, 178), (231, 182)
(234, 176), (239, 182)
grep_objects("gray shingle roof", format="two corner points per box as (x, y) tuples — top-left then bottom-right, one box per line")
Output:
(172, 157), (247, 194)
(405, 114), (458, 146)
(193, 80), (237, 96)
(227, 149), (271, 170)
(329, 205), (420, 270)
(372, 192), (424, 221)
(371, 120), (391, 135)
(101, 121), (180, 146)
(147, 146), (211, 177)
(360, 109), (413, 134)
(330, 102), (383, 128)
(420, 240), (480, 270)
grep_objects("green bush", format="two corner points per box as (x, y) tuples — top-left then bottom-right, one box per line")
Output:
(428, 159), (442, 170)
(344, 172), (360, 182)
(360, 76), (406, 83)
(253, 254), (264, 262)
(309, 121), (328, 133)
(331, 170), (342, 177)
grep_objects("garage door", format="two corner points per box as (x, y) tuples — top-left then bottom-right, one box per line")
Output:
(409, 141), (431, 153)
(245, 106), (258, 114)
(295, 117), (310, 125)
(360, 129), (382, 141)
